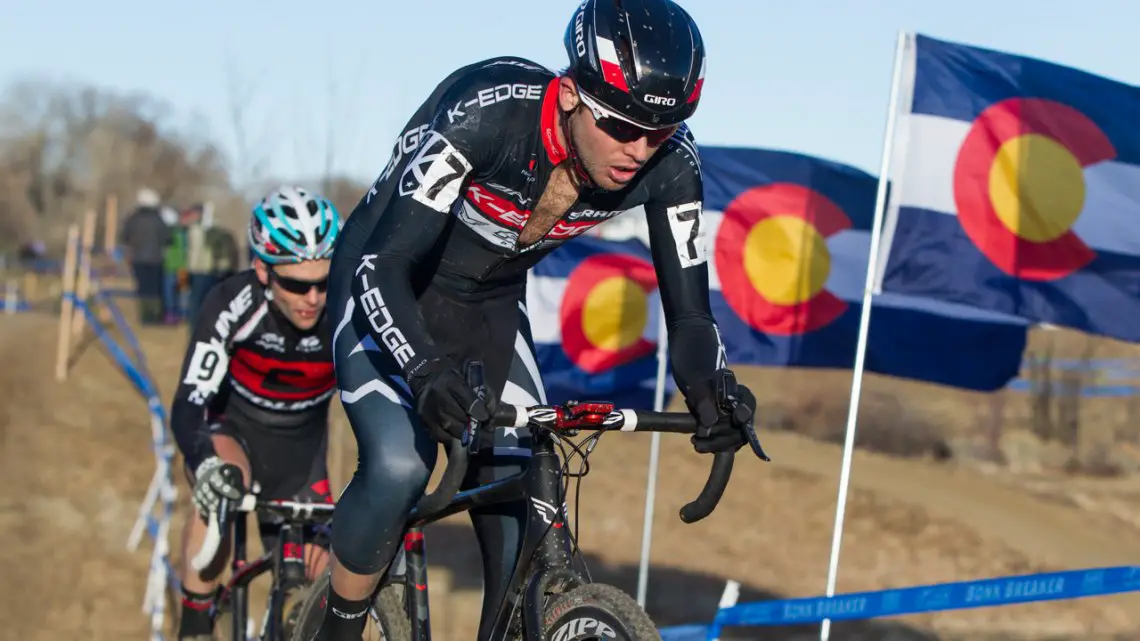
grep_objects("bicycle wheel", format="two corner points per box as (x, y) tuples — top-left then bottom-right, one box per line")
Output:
(287, 569), (410, 641)
(542, 584), (658, 641)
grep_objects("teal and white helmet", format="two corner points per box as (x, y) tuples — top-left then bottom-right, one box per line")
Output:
(248, 185), (341, 264)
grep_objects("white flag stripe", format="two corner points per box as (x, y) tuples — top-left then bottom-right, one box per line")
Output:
(889, 112), (1140, 257)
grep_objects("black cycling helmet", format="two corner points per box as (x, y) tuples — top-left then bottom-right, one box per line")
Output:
(563, 0), (706, 129)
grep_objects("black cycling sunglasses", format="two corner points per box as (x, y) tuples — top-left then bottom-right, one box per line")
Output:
(270, 269), (329, 295)
(579, 91), (677, 146)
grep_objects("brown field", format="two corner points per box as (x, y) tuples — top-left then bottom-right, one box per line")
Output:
(4, 295), (1140, 640)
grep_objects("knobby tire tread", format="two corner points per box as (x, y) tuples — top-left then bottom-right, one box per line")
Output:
(542, 583), (659, 640)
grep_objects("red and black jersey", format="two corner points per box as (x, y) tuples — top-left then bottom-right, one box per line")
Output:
(170, 270), (334, 469)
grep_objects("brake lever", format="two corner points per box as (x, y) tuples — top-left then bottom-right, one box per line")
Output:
(723, 377), (770, 463)
(463, 360), (488, 455)
(742, 417), (770, 462)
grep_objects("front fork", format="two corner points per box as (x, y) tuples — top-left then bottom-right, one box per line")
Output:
(395, 527), (432, 641)
(219, 513), (250, 641)
(263, 523), (306, 640)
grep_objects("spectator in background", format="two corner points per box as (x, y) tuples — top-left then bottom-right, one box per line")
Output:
(184, 202), (241, 333)
(17, 239), (48, 272)
(118, 188), (170, 325)
(184, 203), (211, 330)
(204, 209), (241, 281)
(162, 206), (188, 324)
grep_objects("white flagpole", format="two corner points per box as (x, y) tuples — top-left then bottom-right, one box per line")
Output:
(636, 301), (669, 607)
(819, 30), (909, 641)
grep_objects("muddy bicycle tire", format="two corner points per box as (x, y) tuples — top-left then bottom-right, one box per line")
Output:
(542, 583), (659, 641)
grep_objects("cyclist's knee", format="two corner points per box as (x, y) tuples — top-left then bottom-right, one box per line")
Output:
(180, 511), (230, 580)
(353, 439), (431, 510)
(331, 425), (431, 574)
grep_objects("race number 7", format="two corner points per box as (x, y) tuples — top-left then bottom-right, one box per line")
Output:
(425, 153), (468, 200)
(666, 202), (708, 268)
(409, 133), (474, 213)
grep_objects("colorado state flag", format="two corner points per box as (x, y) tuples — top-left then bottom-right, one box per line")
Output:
(876, 33), (1140, 342)
(526, 235), (672, 408)
(701, 145), (1029, 391)
(527, 145), (1030, 399)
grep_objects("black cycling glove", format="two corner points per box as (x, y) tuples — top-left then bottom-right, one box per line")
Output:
(685, 369), (757, 454)
(408, 359), (494, 444)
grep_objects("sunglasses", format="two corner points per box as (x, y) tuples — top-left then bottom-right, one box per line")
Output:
(270, 269), (329, 295)
(578, 91), (677, 147)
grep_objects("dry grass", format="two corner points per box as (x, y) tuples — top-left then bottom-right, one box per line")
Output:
(6, 296), (1140, 639)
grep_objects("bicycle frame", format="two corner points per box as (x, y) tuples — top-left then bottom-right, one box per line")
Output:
(388, 427), (590, 641)
(372, 393), (765, 641)
(209, 500), (332, 641)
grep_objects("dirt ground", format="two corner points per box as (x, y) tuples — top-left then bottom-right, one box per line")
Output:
(3, 304), (1140, 640)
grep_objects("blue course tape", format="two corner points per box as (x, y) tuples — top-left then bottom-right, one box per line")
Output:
(68, 297), (157, 399)
(658, 624), (708, 640)
(712, 566), (1140, 628)
(97, 289), (149, 374)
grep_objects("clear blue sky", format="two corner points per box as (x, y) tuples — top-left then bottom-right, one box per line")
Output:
(4, 0), (1136, 187)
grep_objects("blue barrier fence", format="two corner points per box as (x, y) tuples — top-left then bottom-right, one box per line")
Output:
(26, 242), (1140, 639)
(659, 566), (1140, 639)
(63, 282), (178, 641)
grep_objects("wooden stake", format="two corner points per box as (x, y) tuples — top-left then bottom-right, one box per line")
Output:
(71, 209), (97, 338)
(104, 194), (119, 255)
(55, 225), (80, 382)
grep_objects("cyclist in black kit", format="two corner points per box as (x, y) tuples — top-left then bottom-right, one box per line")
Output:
(314, 1), (760, 639)
(172, 185), (342, 641)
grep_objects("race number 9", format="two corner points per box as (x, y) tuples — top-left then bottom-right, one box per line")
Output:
(183, 340), (228, 400)
(666, 202), (709, 268)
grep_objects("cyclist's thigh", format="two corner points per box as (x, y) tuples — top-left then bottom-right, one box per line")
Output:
(294, 426), (333, 504)
(233, 419), (327, 552)
(328, 289), (438, 575)
(489, 298), (544, 456)
(181, 424), (252, 487)
(293, 428), (334, 548)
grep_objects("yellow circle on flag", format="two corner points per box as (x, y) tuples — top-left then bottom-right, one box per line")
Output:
(581, 276), (649, 351)
(743, 215), (831, 305)
(989, 133), (1085, 242)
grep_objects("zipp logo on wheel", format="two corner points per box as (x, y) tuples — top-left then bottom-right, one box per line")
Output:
(552, 616), (617, 640)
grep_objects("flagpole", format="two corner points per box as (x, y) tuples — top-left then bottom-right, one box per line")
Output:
(636, 300), (669, 607)
(819, 29), (909, 641)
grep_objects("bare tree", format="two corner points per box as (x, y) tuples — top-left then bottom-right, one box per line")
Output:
(221, 48), (275, 199)
(0, 77), (233, 251)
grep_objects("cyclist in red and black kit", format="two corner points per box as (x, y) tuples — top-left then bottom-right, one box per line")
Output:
(313, 1), (762, 639)
(171, 185), (342, 641)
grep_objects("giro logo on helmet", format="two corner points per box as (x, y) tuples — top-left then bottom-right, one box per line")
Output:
(644, 94), (677, 106)
(573, 8), (587, 57)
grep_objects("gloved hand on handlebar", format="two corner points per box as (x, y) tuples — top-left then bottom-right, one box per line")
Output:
(409, 358), (495, 444)
(685, 369), (758, 455)
(191, 456), (245, 520)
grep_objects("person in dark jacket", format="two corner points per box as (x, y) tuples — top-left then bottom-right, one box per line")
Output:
(119, 187), (172, 324)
